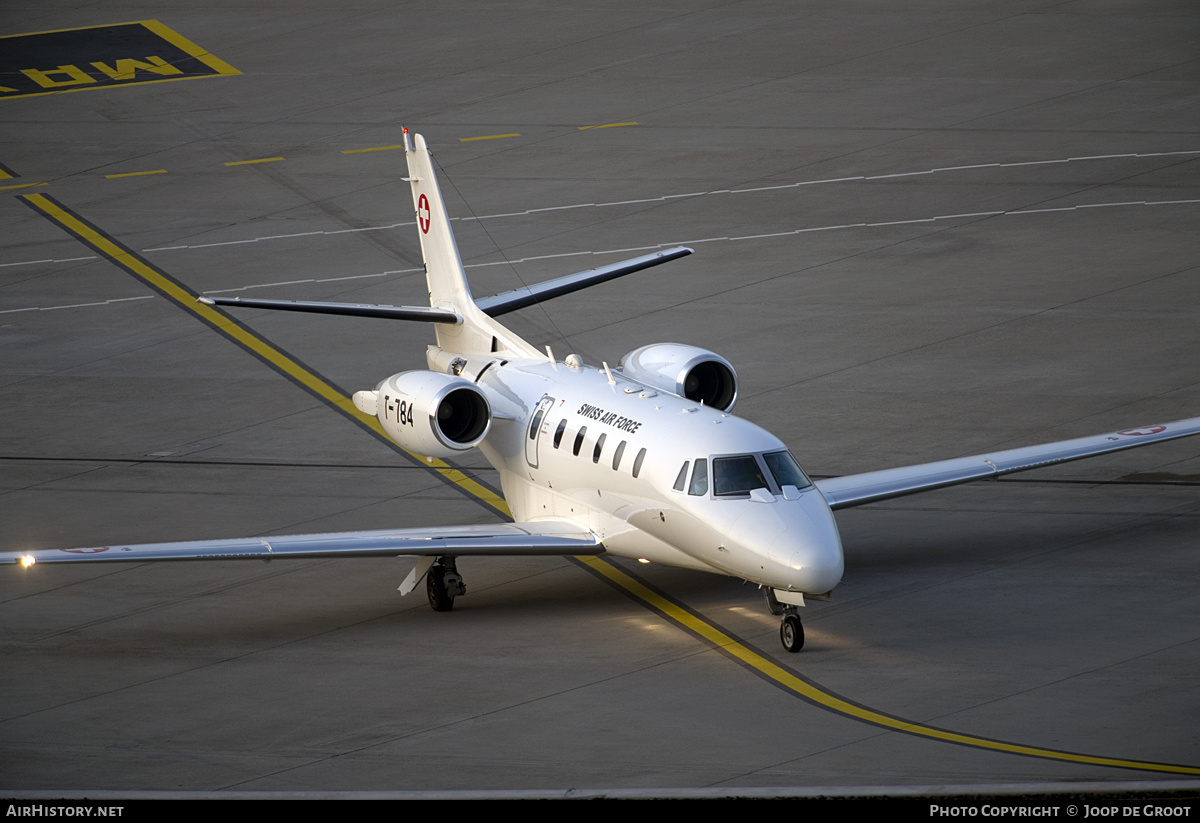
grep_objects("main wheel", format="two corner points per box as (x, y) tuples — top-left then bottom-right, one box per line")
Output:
(427, 565), (455, 612)
(780, 613), (804, 652)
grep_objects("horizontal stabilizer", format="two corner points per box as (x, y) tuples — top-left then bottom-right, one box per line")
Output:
(3, 521), (603, 565)
(199, 296), (461, 324)
(476, 247), (692, 317)
(817, 414), (1200, 510)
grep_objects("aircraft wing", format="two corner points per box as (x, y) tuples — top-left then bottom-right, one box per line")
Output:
(816, 415), (1200, 510)
(2, 521), (602, 566)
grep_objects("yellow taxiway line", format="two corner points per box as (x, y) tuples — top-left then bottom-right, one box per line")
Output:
(224, 157), (284, 166)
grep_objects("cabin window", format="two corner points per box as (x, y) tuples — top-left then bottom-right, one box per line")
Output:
(763, 450), (812, 490)
(573, 426), (587, 456)
(612, 440), (626, 470)
(592, 433), (607, 464)
(553, 419), (568, 449)
(688, 458), (709, 496)
(673, 461), (689, 492)
(713, 455), (769, 497)
(632, 448), (647, 478)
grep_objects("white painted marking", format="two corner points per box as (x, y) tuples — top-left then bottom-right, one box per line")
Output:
(866, 171), (932, 180)
(6, 196), (1197, 279)
(108, 148), (1198, 257)
(202, 268), (424, 295)
(5, 150), (1198, 310)
(0, 256), (98, 268)
(0, 295), (154, 314)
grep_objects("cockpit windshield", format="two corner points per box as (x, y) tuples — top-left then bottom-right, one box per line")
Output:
(709, 450), (813, 497)
(713, 455), (770, 496)
(763, 450), (813, 490)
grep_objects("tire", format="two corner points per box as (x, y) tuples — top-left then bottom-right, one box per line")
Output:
(427, 565), (455, 612)
(780, 613), (804, 652)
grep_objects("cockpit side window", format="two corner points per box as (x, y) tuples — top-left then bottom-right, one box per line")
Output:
(763, 450), (813, 490)
(673, 461), (690, 492)
(713, 455), (769, 497)
(688, 458), (708, 496)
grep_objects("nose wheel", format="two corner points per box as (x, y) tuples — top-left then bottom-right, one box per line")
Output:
(779, 611), (804, 652)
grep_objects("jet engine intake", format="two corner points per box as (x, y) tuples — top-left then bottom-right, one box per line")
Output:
(355, 371), (491, 457)
(618, 343), (738, 412)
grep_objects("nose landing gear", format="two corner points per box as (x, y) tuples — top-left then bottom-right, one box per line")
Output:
(763, 587), (785, 615)
(779, 610), (804, 652)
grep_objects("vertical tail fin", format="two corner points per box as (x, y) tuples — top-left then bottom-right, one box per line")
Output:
(404, 130), (538, 359)
(404, 130), (474, 312)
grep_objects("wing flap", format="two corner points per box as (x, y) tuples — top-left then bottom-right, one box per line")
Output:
(817, 415), (1200, 510)
(4, 521), (602, 566)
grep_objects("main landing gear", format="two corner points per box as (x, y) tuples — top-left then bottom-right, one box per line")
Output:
(427, 557), (466, 612)
(779, 610), (804, 653)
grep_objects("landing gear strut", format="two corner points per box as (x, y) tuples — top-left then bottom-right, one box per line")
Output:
(779, 610), (804, 653)
(427, 556), (466, 612)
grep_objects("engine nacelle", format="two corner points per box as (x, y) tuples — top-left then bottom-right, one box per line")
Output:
(618, 343), (738, 412)
(354, 371), (491, 457)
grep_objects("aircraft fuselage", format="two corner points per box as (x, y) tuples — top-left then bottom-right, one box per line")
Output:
(441, 348), (846, 598)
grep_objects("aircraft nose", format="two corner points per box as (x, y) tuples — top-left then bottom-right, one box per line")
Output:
(730, 491), (844, 594)
(781, 493), (844, 593)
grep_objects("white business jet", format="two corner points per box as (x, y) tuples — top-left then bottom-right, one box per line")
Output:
(7, 131), (1200, 652)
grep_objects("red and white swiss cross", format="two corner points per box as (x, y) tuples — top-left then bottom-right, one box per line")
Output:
(417, 193), (431, 234)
